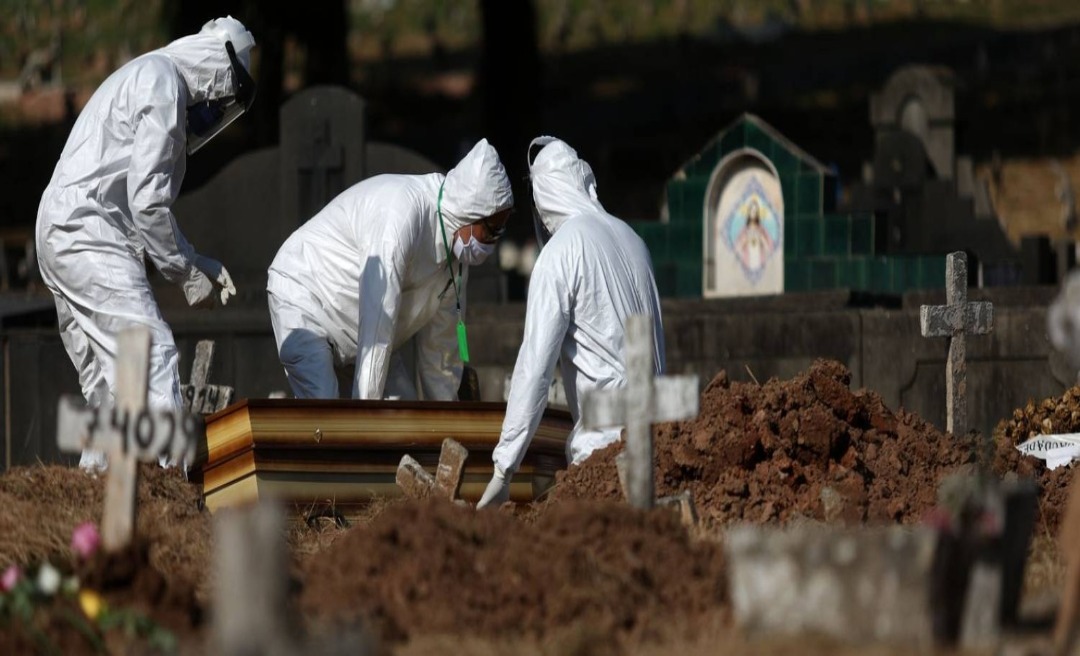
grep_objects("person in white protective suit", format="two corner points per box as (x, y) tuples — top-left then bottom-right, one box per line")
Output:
(36, 17), (256, 471)
(477, 137), (665, 509)
(266, 139), (514, 400)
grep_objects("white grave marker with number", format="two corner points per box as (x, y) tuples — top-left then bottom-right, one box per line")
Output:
(55, 326), (203, 551)
(56, 397), (200, 466)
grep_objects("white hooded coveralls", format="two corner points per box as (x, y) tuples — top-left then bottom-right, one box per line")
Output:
(266, 139), (513, 400)
(36, 31), (245, 419)
(492, 138), (665, 475)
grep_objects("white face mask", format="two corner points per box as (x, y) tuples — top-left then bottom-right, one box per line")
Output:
(453, 235), (495, 266)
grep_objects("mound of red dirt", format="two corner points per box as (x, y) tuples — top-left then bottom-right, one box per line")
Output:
(552, 359), (976, 528)
(298, 498), (726, 644)
(994, 386), (1080, 535)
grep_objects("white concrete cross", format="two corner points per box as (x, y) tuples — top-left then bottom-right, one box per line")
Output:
(56, 326), (202, 551)
(582, 315), (700, 510)
(919, 252), (994, 437)
(180, 340), (234, 415)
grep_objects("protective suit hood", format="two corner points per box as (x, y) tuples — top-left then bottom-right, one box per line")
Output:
(157, 33), (242, 105)
(437, 139), (513, 256)
(528, 136), (602, 238)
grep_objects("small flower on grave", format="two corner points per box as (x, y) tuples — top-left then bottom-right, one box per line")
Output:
(71, 521), (101, 560)
(35, 563), (61, 596)
(1, 565), (21, 592)
(78, 589), (105, 620)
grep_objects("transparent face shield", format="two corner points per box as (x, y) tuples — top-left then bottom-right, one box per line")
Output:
(186, 41), (256, 155)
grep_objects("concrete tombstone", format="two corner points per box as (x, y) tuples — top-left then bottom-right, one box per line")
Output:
(279, 85), (366, 236)
(870, 65), (955, 181)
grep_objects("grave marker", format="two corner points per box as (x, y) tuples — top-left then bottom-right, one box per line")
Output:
(395, 438), (469, 502)
(180, 340), (234, 415)
(919, 251), (994, 436)
(212, 502), (296, 656)
(582, 315), (699, 510)
(726, 524), (939, 646)
(55, 326), (202, 551)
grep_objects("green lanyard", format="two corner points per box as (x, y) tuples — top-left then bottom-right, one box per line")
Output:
(436, 182), (470, 364)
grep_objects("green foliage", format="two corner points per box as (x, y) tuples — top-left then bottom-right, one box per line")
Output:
(345, 0), (1080, 55)
(98, 606), (178, 653)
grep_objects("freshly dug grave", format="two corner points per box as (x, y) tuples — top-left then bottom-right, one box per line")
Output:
(298, 498), (727, 646)
(11, 363), (1070, 652)
(552, 359), (977, 528)
(0, 467), (728, 651)
(994, 386), (1080, 535)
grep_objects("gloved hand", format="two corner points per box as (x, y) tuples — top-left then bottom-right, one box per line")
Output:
(180, 267), (215, 308)
(477, 466), (511, 509)
(192, 254), (237, 306)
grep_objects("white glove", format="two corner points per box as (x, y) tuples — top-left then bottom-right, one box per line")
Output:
(180, 267), (215, 308)
(477, 466), (511, 509)
(192, 254), (237, 306)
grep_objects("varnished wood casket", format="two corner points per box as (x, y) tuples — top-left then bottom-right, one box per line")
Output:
(194, 399), (573, 521)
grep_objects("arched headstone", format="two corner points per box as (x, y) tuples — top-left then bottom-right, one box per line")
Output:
(703, 150), (784, 298)
(870, 66), (954, 180)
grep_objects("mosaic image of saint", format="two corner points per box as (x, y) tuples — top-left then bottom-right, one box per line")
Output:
(723, 184), (781, 283)
(734, 199), (773, 272)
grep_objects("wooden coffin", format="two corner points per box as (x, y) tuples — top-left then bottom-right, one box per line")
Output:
(194, 399), (573, 521)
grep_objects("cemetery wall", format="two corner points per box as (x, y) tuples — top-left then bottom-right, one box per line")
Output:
(1, 287), (1071, 469)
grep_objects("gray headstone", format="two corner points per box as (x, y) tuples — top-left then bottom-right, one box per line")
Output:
(280, 85), (366, 237)
(870, 65), (955, 180)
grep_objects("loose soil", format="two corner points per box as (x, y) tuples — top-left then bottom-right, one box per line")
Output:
(0, 359), (1074, 653)
(552, 360), (977, 528)
(993, 386), (1080, 536)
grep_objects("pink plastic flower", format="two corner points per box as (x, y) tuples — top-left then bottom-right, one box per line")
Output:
(1, 565), (21, 592)
(71, 522), (101, 560)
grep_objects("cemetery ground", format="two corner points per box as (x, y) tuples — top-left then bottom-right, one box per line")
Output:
(0, 359), (1076, 654)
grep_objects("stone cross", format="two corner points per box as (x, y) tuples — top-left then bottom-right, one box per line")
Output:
(396, 438), (469, 501)
(180, 340), (234, 415)
(582, 315), (699, 510)
(56, 326), (201, 551)
(297, 119), (344, 220)
(919, 252), (994, 437)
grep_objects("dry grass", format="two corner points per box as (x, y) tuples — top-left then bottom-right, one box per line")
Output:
(288, 496), (402, 559)
(0, 465), (104, 567)
(1026, 533), (1065, 601)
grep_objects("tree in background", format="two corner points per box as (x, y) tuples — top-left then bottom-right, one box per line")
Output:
(479, 0), (541, 243)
